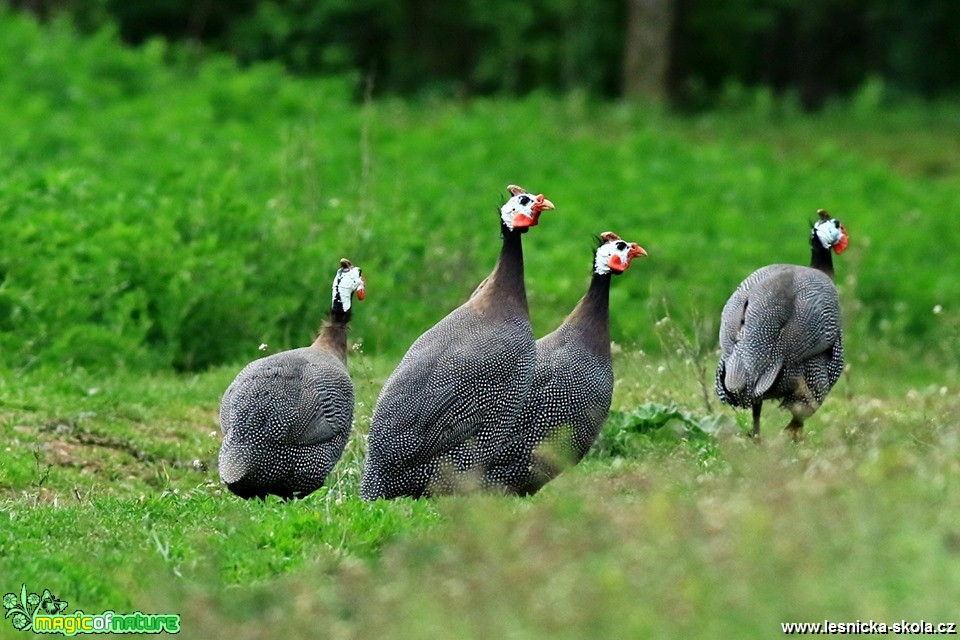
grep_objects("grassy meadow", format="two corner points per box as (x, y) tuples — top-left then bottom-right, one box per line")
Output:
(1, 10), (960, 638)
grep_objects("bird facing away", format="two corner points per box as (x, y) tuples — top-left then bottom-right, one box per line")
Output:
(218, 259), (366, 499)
(361, 185), (555, 500)
(484, 232), (647, 495)
(716, 210), (849, 439)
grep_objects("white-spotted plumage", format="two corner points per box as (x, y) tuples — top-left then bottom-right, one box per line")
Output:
(218, 259), (365, 499)
(484, 232), (647, 495)
(716, 211), (848, 438)
(361, 185), (555, 499)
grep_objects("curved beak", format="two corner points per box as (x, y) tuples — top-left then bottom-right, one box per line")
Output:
(628, 243), (647, 259)
(533, 194), (555, 213)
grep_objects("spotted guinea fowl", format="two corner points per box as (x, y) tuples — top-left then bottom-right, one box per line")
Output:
(218, 259), (366, 499)
(716, 210), (849, 438)
(361, 185), (555, 500)
(484, 232), (647, 495)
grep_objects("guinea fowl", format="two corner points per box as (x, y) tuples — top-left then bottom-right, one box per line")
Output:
(484, 232), (647, 495)
(361, 185), (555, 500)
(716, 210), (849, 438)
(218, 259), (366, 499)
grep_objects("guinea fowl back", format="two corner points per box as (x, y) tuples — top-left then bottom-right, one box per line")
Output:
(219, 347), (355, 497)
(361, 186), (554, 500)
(379, 307), (536, 496)
(715, 211), (848, 437)
(717, 264), (841, 406)
(218, 259), (366, 499)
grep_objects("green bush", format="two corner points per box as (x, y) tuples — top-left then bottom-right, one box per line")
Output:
(1, 10), (958, 374)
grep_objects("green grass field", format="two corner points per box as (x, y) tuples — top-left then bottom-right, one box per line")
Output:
(1, 10), (959, 638)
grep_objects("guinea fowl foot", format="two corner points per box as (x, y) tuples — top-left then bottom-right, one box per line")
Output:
(746, 403), (762, 442)
(785, 418), (804, 442)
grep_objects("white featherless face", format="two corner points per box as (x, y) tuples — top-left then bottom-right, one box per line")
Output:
(499, 185), (555, 231)
(332, 263), (366, 311)
(594, 233), (647, 275)
(814, 217), (849, 254)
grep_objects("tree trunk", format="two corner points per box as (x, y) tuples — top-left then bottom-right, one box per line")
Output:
(622, 0), (677, 103)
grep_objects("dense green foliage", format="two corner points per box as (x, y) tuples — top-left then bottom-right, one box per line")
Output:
(22, 0), (960, 103)
(1, 9), (958, 374)
(2, 12), (960, 638)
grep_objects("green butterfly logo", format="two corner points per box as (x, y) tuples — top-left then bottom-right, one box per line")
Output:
(3, 586), (67, 632)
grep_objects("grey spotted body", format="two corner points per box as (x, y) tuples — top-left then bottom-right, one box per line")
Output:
(219, 347), (354, 499)
(364, 304), (535, 499)
(218, 258), (365, 500)
(484, 321), (614, 495)
(716, 214), (848, 437)
(483, 233), (646, 495)
(361, 186), (555, 500)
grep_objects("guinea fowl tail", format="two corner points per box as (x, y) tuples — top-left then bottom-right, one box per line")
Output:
(722, 352), (749, 396)
(716, 349), (781, 408)
(219, 457), (261, 499)
(717, 350), (749, 405)
(359, 467), (384, 501)
(218, 445), (253, 485)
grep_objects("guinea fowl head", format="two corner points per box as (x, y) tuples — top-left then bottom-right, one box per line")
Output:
(594, 231), (647, 275)
(332, 258), (365, 313)
(813, 209), (849, 255)
(500, 185), (555, 232)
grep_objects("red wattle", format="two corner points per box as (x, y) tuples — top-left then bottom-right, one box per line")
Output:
(608, 254), (627, 272)
(512, 213), (539, 228)
(834, 229), (849, 255)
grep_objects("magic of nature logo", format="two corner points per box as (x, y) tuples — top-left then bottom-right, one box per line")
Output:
(3, 585), (180, 635)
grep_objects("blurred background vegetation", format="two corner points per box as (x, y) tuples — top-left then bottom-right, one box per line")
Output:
(1, 6), (959, 630)
(9, 0), (960, 106)
(0, 2), (958, 375)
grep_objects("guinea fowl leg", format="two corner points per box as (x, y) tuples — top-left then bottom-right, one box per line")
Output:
(785, 416), (804, 441)
(750, 402), (762, 439)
